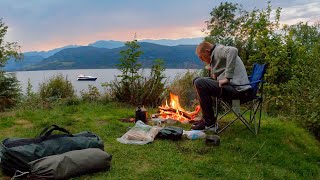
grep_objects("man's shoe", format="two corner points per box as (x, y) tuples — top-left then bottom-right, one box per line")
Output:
(191, 121), (206, 130)
(205, 122), (219, 133)
(191, 121), (218, 132)
(192, 119), (205, 127)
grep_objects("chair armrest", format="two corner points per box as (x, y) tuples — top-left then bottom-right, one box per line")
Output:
(231, 80), (265, 87)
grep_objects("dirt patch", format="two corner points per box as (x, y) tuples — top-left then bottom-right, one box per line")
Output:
(119, 117), (135, 123)
(135, 161), (153, 174)
(15, 119), (34, 128)
(97, 120), (108, 125)
(0, 111), (16, 117)
(2, 126), (17, 137)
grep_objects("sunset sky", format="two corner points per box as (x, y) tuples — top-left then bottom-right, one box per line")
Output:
(1, 0), (319, 52)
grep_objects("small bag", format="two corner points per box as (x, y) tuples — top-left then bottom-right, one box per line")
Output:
(156, 126), (183, 140)
(26, 148), (112, 180)
(0, 125), (104, 176)
(117, 120), (161, 145)
(183, 130), (206, 140)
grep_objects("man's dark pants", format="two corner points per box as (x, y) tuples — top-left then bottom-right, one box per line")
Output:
(193, 77), (251, 126)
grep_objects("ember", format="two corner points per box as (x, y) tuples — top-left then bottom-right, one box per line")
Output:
(158, 93), (200, 122)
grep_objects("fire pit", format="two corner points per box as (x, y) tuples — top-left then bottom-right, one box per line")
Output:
(154, 93), (201, 124)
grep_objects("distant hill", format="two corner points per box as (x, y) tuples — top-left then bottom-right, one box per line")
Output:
(3, 45), (80, 71)
(141, 37), (203, 46)
(4, 38), (205, 71)
(24, 45), (80, 58)
(22, 43), (202, 71)
(4, 55), (44, 71)
(87, 37), (203, 49)
(88, 40), (125, 49)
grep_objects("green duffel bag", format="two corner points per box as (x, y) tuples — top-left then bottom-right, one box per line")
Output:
(156, 126), (183, 140)
(12, 148), (112, 180)
(0, 125), (104, 176)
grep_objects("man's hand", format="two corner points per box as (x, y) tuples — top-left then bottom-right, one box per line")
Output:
(218, 78), (230, 87)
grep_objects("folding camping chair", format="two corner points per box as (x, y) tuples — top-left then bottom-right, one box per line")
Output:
(215, 63), (268, 135)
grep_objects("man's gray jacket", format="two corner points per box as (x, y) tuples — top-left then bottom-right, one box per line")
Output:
(210, 44), (251, 92)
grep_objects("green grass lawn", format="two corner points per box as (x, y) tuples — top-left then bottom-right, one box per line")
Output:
(0, 102), (319, 179)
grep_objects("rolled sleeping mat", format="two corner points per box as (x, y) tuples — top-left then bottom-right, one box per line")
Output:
(28, 148), (112, 180)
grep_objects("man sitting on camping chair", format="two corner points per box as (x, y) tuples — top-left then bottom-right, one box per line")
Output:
(192, 41), (252, 131)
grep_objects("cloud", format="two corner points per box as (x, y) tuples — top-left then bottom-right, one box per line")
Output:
(279, 2), (320, 24)
(1, 0), (319, 51)
(2, 0), (215, 51)
(23, 22), (207, 51)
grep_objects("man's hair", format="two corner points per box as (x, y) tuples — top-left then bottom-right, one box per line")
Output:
(196, 41), (214, 55)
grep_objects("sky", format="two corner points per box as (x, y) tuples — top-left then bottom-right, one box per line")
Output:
(1, 0), (319, 52)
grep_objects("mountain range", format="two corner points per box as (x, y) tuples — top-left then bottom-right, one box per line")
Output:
(4, 37), (204, 71)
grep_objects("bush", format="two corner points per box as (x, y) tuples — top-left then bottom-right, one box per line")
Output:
(39, 74), (75, 102)
(167, 70), (201, 109)
(19, 78), (79, 110)
(108, 39), (167, 107)
(108, 60), (167, 107)
(0, 71), (21, 111)
(80, 85), (101, 102)
(139, 59), (167, 107)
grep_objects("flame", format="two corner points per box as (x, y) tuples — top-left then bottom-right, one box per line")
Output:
(171, 100), (175, 109)
(158, 93), (200, 122)
(170, 93), (185, 112)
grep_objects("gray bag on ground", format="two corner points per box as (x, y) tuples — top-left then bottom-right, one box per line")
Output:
(27, 148), (112, 180)
(0, 125), (104, 176)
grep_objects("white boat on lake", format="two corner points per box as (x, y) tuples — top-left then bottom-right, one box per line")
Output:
(77, 74), (97, 81)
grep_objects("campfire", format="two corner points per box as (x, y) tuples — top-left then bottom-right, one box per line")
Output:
(158, 93), (201, 123)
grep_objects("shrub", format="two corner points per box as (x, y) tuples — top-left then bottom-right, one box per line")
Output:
(19, 78), (79, 110)
(80, 85), (101, 102)
(108, 39), (167, 107)
(0, 71), (21, 111)
(167, 70), (201, 109)
(108, 60), (167, 107)
(19, 79), (43, 110)
(39, 74), (75, 102)
(139, 59), (167, 107)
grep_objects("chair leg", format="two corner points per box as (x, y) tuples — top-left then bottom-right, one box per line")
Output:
(250, 100), (253, 123)
(250, 99), (258, 124)
(216, 98), (264, 135)
(250, 100), (260, 135)
(217, 103), (256, 135)
(238, 113), (256, 135)
(258, 98), (263, 133)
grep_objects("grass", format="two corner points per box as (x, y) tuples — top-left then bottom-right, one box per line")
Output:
(0, 102), (319, 179)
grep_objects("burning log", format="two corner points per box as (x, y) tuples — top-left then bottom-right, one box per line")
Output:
(159, 106), (196, 119)
(158, 93), (201, 122)
(159, 93), (201, 122)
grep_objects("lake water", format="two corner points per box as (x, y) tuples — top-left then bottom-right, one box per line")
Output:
(12, 69), (199, 94)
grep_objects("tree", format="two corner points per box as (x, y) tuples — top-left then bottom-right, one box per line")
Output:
(117, 37), (143, 85)
(204, 2), (248, 46)
(0, 71), (21, 111)
(204, 2), (320, 138)
(0, 18), (22, 68)
(0, 18), (22, 111)
(114, 37), (143, 104)
(204, 2), (285, 110)
(108, 37), (167, 106)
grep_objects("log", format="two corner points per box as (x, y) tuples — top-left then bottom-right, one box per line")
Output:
(159, 106), (197, 119)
